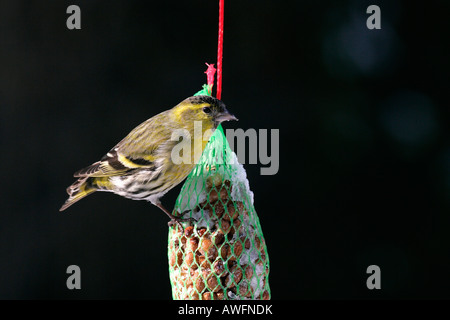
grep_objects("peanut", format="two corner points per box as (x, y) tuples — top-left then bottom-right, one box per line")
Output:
(213, 201), (225, 219)
(213, 259), (227, 277)
(244, 264), (254, 280)
(218, 220), (231, 234)
(206, 274), (221, 292)
(215, 290), (225, 300)
(228, 240), (243, 261)
(212, 229), (225, 246)
(238, 280), (250, 298)
(202, 291), (213, 300)
(184, 226), (194, 237)
(227, 203), (240, 220)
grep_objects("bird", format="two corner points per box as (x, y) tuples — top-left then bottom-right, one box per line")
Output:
(60, 95), (237, 226)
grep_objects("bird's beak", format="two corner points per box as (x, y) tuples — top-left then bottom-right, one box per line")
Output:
(216, 110), (238, 122)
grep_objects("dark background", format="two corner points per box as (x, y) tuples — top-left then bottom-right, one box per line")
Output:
(0, 0), (449, 299)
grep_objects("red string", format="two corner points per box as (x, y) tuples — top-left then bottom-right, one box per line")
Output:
(216, 0), (224, 100)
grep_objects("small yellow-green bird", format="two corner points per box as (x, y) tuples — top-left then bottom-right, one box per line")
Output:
(60, 95), (237, 225)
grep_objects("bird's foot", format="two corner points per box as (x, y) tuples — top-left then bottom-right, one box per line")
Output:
(155, 202), (196, 231)
(168, 216), (197, 231)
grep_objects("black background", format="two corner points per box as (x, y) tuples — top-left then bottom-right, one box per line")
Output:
(1, 0), (449, 299)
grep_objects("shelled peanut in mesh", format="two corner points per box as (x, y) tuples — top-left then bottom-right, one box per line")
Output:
(168, 178), (270, 300)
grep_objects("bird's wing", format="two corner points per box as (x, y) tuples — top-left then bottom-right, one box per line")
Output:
(74, 113), (174, 178)
(73, 147), (155, 177)
(117, 111), (176, 158)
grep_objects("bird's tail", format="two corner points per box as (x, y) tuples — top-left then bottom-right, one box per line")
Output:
(60, 177), (97, 211)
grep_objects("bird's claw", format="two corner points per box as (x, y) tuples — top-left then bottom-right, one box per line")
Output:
(168, 216), (197, 231)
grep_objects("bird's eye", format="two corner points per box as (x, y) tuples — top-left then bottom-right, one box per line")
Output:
(203, 107), (211, 114)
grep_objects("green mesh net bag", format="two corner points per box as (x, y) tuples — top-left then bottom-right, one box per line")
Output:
(167, 119), (271, 300)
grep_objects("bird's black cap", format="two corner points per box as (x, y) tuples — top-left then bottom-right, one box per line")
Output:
(188, 95), (224, 108)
